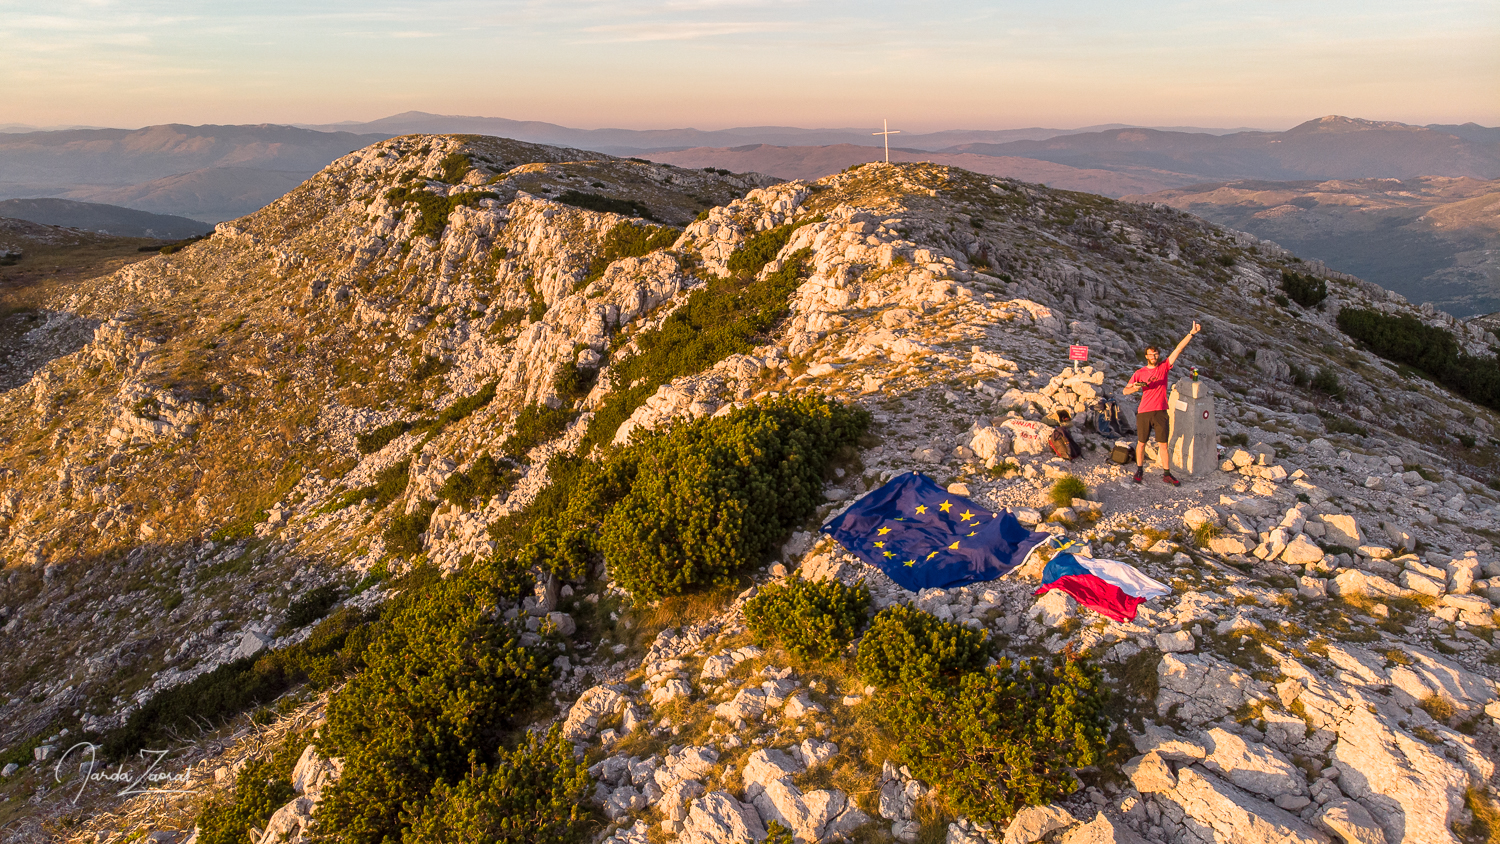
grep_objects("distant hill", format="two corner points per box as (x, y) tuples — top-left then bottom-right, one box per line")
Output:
(300, 110), (1260, 155)
(642, 143), (1191, 195)
(946, 116), (1500, 184)
(59, 167), (315, 223)
(0, 123), (389, 186)
(1128, 176), (1500, 317)
(0, 198), (211, 238)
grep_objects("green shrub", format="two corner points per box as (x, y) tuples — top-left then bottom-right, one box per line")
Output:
(437, 152), (471, 184)
(553, 190), (656, 221)
(101, 606), (373, 758)
(584, 248), (814, 450)
(384, 499), (437, 557)
(314, 573), (551, 844)
(553, 361), (598, 404)
(877, 657), (1109, 825)
(357, 420), (412, 454)
(435, 381), (498, 429)
(584, 221), (678, 283)
(503, 403), (575, 460)
(1310, 366), (1345, 400)
(744, 577), (872, 662)
(764, 822), (796, 844)
(1337, 307), (1500, 410)
(403, 726), (593, 844)
(856, 604), (991, 689)
(195, 753), (297, 844)
(282, 584), (341, 631)
(1048, 475), (1088, 508)
(385, 187), (498, 240)
(438, 454), (512, 507)
(1281, 270), (1328, 308)
(331, 458), (411, 511)
(598, 397), (869, 598)
(726, 219), (814, 278)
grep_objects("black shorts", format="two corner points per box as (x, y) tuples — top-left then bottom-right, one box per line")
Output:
(1137, 410), (1169, 443)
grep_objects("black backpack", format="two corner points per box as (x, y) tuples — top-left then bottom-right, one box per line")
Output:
(1048, 425), (1082, 460)
(1096, 398), (1132, 435)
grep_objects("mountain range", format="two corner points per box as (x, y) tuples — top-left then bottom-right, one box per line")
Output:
(2, 133), (1498, 844)
(0, 198), (210, 239)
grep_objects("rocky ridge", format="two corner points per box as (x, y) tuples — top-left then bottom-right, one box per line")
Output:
(0, 136), (1496, 843)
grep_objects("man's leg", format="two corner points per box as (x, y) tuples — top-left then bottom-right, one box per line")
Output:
(1133, 430), (1147, 483)
(1159, 417), (1179, 485)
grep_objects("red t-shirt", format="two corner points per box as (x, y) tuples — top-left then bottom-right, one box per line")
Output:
(1131, 361), (1172, 413)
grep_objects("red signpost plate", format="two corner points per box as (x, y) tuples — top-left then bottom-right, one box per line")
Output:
(1069, 345), (1089, 361)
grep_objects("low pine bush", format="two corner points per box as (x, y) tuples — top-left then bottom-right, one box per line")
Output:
(315, 573), (552, 844)
(727, 221), (800, 277)
(356, 420), (411, 454)
(584, 221), (678, 283)
(598, 397), (869, 598)
(384, 499), (437, 557)
(503, 403), (575, 460)
(877, 657), (1110, 825)
(1337, 307), (1500, 410)
(330, 458), (411, 511)
(195, 749), (299, 844)
(282, 583), (341, 631)
(744, 577), (872, 662)
(1280, 270), (1328, 308)
(438, 454), (512, 507)
(385, 186), (498, 240)
(583, 247), (815, 450)
(403, 727), (593, 844)
(855, 604), (991, 689)
(554, 190), (656, 221)
(1310, 366), (1345, 400)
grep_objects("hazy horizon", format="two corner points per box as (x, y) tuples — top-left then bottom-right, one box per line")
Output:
(2, 0), (1496, 132)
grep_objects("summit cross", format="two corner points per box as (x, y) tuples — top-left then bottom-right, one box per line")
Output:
(872, 119), (900, 163)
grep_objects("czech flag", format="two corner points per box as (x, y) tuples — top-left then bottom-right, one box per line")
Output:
(1034, 552), (1171, 622)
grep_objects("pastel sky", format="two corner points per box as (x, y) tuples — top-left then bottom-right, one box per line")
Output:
(2, 0), (1496, 131)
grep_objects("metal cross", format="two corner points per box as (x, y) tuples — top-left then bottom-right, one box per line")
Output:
(872, 119), (900, 163)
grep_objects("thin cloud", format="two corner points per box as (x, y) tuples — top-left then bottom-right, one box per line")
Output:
(581, 20), (792, 42)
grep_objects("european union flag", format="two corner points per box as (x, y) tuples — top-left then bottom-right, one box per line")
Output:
(820, 471), (1048, 591)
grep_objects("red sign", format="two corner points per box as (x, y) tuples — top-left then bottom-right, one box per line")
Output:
(1068, 345), (1089, 361)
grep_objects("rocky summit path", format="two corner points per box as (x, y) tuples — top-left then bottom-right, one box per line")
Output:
(0, 135), (1495, 844)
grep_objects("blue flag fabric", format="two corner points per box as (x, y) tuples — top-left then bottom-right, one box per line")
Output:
(820, 471), (1048, 591)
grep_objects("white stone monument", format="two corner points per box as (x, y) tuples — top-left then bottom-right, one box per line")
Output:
(1168, 376), (1217, 476)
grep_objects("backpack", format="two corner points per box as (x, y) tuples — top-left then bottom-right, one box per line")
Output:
(1048, 425), (1082, 460)
(1092, 400), (1114, 436)
(1101, 399), (1132, 435)
(1108, 439), (1134, 464)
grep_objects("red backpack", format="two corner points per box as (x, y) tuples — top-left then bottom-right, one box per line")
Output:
(1048, 426), (1082, 460)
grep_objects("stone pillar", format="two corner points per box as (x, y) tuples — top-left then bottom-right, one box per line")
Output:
(1168, 377), (1217, 476)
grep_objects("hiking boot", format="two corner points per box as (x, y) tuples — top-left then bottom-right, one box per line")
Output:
(1162, 472), (1181, 486)
(1132, 467), (1143, 484)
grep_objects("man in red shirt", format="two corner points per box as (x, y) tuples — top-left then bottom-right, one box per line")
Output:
(1123, 322), (1201, 485)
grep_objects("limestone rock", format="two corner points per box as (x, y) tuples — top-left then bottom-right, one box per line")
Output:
(1058, 813), (1148, 844)
(1282, 535), (1325, 566)
(1156, 630), (1195, 653)
(1316, 799), (1387, 844)
(1201, 727), (1305, 800)
(1002, 804), (1079, 844)
(1330, 696), (1469, 844)
(681, 792), (767, 844)
(562, 685), (629, 741)
(1321, 515), (1363, 547)
(1165, 767), (1328, 844)
(1123, 752), (1176, 793)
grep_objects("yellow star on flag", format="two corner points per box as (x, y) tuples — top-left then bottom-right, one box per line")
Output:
(960, 510), (974, 521)
(926, 551), (939, 561)
(883, 551), (895, 558)
(915, 505), (927, 515)
(873, 541), (884, 548)
(878, 527), (892, 535)
(967, 531), (977, 537)
(939, 500), (952, 513)
(948, 540), (960, 549)
(903, 560), (916, 567)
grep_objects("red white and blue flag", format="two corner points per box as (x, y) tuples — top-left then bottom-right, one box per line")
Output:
(1034, 553), (1171, 622)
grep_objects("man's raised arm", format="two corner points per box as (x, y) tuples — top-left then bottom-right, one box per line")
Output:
(1167, 321), (1202, 366)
